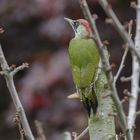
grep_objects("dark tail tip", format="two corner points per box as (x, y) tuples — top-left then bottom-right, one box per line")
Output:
(85, 97), (98, 117)
(85, 98), (91, 116)
(92, 98), (98, 114)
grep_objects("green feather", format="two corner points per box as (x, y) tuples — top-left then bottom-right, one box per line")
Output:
(69, 38), (100, 115)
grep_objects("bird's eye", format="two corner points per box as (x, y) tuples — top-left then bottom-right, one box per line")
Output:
(73, 21), (80, 29)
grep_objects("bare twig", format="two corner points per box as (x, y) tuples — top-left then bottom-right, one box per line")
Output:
(73, 127), (89, 140)
(72, 132), (77, 140)
(98, 0), (140, 139)
(64, 132), (72, 140)
(11, 63), (29, 76)
(115, 135), (119, 140)
(0, 71), (6, 75)
(123, 89), (131, 97)
(0, 27), (4, 34)
(128, 0), (140, 138)
(120, 76), (131, 82)
(78, 0), (131, 139)
(35, 120), (46, 140)
(14, 109), (25, 140)
(98, 0), (140, 62)
(113, 47), (128, 84)
(0, 44), (35, 140)
(135, 111), (140, 118)
(128, 20), (133, 36)
(114, 20), (133, 84)
(130, 2), (137, 9)
(121, 96), (129, 104)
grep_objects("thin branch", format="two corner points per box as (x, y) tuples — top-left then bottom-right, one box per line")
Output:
(0, 27), (4, 34)
(130, 2), (137, 9)
(11, 63), (29, 76)
(35, 120), (46, 140)
(63, 132), (72, 140)
(98, 0), (140, 62)
(128, 0), (140, 138)
(114, 20), (133, 84)
(78, 0), (131, 140)
(113, 20), (133, 84)
(128, 20), (133, 37)
(0, 44), (35, 140)
(14, 109), (25, 140)
(113, 47), (128, 84)
(135, 111), (140, 118)
(115, 135), (119, 140)
(73, 127), (89, 140)
(0, 45), (9, 70)
(120, 76), (131, 82)
(123, 89), (131, 98)
(0, 71), (7, 75)
(121, 96), (129, 104)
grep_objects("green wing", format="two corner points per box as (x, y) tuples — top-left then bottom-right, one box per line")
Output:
(69, 38), (100, 88)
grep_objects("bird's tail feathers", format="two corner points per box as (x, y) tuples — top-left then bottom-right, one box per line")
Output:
(81, 87), (98, 116)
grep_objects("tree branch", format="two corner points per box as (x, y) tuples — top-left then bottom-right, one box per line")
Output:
(78, 0), (131, 140)
(98, 0), (140, 62)
(35, 120), (46, 140)
(114, 20), (133, 84)
(14, 109), (26, 140)
(113, 47), (128, 84)
(64, 132), (72, 140)
(120, 76), (131, 82)
(11, 63), (29, 76)
(73, 127), (89, 140)
(128, 0), (140, 138)
(0, 44), (35, 140)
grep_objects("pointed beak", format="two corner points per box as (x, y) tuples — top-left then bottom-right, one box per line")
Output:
(64, 17), (73, 25)
(64, 17), (77, 33)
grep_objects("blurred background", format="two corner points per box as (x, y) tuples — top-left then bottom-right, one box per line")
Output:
(0, 0), (139, 139)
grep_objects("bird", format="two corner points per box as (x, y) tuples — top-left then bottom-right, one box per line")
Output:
(64, 17), (100, 116)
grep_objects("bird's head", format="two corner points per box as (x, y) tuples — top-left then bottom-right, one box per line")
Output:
(64, 17), (92, 38)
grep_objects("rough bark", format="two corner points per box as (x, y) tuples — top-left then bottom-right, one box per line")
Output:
(88, 60), (116, 140)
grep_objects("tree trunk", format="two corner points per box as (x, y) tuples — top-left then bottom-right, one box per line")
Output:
(88, 61), (116, 140)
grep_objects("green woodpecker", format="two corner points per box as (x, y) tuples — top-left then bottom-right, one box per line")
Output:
(65, 17), (100, 116)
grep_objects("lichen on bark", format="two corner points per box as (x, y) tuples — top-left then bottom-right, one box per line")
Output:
(88, 60), (116, 140)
